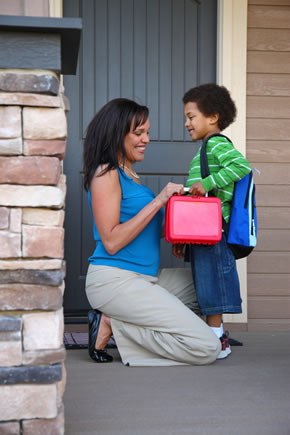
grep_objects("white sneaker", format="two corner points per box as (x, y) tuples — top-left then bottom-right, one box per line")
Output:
(223, 332), (232, 356)
(217, 336), (230, 359)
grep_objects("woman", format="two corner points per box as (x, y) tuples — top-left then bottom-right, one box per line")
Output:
(83, 98), (220, 366)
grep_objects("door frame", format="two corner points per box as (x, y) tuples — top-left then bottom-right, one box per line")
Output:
(51, 0), (249, 325)
(217, 0), (248, 324)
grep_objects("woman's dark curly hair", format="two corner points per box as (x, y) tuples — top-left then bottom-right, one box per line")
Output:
(83, 98), (149, 191)
(183, 83), (237, 131)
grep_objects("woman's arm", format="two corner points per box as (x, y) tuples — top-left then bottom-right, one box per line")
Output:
(91, 167), (183, 255)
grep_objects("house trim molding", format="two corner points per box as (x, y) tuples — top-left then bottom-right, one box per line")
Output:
(49, 0), (63, 18)
(217, 0), (248, 324)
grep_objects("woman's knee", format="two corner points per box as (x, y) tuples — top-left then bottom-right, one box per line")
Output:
(201, 336), (221, 364)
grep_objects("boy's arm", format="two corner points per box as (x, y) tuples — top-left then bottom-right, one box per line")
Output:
(201, 139), (251, 193)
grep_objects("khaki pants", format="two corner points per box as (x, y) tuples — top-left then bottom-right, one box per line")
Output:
(86, 265), (220, 366)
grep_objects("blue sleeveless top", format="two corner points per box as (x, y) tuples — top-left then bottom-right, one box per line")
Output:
(88, 168), (164, 276)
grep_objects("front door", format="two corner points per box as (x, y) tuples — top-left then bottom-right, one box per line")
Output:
(63, 0), (217, 314)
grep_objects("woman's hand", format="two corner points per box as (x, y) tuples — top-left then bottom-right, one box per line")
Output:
(188, 181), (206, 196)
(172, 243), (185, 259)
(155, 182), (184, 207)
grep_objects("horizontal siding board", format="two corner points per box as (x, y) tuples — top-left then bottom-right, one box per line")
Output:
(248, 296), (290, 319)
(255, 186), (290, 207)
(248, 273), (290, 296)
(249, 162), (290, 184)
(247, 1), (290, 328)
(256, 207), (290, 229)
(247, 74), (290, 97)
(248, 5), (290, 28)
(248, 319), (290, 331)
(247, 140), (290, 163)
(248, 28), (290, 51)
(247, 52), (290, 73)
(247, 96), (290, 118)
(255, 229), (290, 251)
(248, 252), (290, 274)
(249, 0), (290, 5)
(247, 118), (290, 140)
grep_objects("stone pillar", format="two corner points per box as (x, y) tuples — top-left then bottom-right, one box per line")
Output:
(0, 70), (67, 434)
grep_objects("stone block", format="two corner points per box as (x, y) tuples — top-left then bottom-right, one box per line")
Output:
(62, 93), (70, 112)
(22, 208), (64, 227)
(0, 384), (57, 420)
(23, 225), (64, 258)
(9, 208), (22, 233)
(58, 174), (67, 200)
(0, 207), (9, 229)
(22, 346), (66, 366)
(0, 106), (21, 139)
(22, 407), (64, 435)
(0, 316), (21, 331)
(59, 280), (65, 296)
(0, 421), (20, 434)
(56, 363), (66, 409)
(0, 156), (61, 186)
(23, 108), (67, 140)
(0, 72), (60, 95)
(0, 185), (65, 208)
(0, 231), (21, 258)
(0, 137), (22, 155)
(0, 269), (65, 286)
(0, 92), (61, 108)
(0, 259), (63, 270)
(0, 363), (62, 385)
(0, 283), (63, 310)
(23, 309), (64, 351)
(0, 332), (22, 366)
(24, 139), (66, 159)
(0, 284), (63, 310)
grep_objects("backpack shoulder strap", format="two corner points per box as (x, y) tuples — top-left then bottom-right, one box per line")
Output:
(200, 133), (232, 179)
(200, 133), (231, 232)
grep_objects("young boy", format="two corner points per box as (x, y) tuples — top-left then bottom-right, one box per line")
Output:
(175, 83), (252, 359)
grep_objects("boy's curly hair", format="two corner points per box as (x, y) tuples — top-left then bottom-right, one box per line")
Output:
(183, 83), (237, 131)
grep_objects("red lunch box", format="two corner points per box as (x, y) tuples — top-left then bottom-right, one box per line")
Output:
(165, 195), (222, 245)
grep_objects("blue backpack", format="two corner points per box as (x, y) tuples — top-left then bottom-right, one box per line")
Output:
(200, 134), (257, 260)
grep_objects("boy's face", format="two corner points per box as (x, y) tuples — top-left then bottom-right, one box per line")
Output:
(184, 102), (219, 142)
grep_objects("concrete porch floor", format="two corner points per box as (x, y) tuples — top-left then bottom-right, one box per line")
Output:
(64, 331), (290, 435)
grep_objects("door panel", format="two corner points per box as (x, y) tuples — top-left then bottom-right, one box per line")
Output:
(63, 0), (217, 313)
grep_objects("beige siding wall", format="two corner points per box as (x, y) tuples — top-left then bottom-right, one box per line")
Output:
(0, 0), (49, 16)
(247, 0), (290, 330)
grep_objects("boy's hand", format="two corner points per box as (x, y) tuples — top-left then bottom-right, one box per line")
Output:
(172, 243), (185, 259)
(188, 181), (206, 196)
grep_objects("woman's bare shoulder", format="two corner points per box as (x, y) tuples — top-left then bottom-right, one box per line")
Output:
(91, 164), (119, 189)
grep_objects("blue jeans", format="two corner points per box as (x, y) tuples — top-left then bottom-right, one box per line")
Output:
(190, 233), (242, 316)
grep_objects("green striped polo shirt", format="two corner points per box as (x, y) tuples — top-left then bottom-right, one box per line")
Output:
(185, 135), (252, 222)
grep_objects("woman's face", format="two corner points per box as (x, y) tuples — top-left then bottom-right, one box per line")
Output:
(123, 118), (150, 164)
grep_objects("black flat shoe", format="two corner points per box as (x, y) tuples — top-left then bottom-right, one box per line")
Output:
(88, 310), (113, 363)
